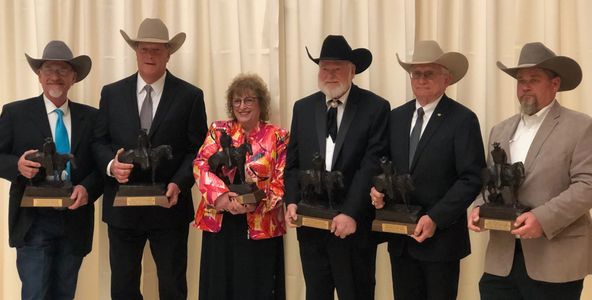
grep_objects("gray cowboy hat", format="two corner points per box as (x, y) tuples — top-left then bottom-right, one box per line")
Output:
(120, 18), (186, 54)
(25, 40), (92, 82)
(497, 42), (582, 91)
(306, 35), (372, 74)
(397, 40), (468, 85)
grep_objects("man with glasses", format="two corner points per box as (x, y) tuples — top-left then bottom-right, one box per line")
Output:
(93, 18), (207, 299)
(0, 40), (102, 299)
(370, 40), (485, 299)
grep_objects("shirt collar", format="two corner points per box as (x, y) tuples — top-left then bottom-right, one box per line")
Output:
(520, 99), (554, 126)
(415, 94), (442, 114)
(137, 71), (167, 95)
(43, 95), (69, 116)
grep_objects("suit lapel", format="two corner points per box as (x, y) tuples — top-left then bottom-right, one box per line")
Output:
(495, 115), (520, 163)
(68, 102), (88, 154)
(149, 71), (176, 138)
(314, 94), (327, 158)
(126, 74), (142, 132)
(29, 95), (52, 140)
(400, 102), (415, 171)
(332, 85), (359, 168)
(523, 101), (561, 172)
(410, 96), (449, 172)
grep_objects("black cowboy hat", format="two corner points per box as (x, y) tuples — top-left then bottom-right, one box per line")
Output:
(306, 35), (372, 74)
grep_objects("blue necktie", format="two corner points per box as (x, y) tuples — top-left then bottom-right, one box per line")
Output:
(54, 108), (71, 179)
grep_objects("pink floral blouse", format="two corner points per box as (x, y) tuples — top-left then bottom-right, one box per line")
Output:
(193, 120), (289, 239)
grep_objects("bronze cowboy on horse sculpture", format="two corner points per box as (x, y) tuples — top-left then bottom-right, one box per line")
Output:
(118, 129), (173, 185)
(25, 137), (76, 185)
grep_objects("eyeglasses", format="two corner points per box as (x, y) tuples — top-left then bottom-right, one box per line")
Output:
(40, 66), (73, 77)
(232, 97), (257, 107)
(409, 70), (442, 81)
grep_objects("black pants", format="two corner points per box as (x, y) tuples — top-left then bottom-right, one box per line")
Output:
(388, 242), (460, 300)
(108, 224), (189, 300)
(297, 227), (377, 300)
(479, 240), (583, 300)
(199, 213), (285, 300)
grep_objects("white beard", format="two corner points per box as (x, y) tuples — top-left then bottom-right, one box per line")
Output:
(48, 87), (64, 99)
(520, 95), (538, 115)
(319, 82), (349, 99)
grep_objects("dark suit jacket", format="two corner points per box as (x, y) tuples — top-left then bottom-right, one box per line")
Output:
(284, 84), (390, 236)
(387, 95), (485, 261)
(0, 95), (102, 256)
(93, 71), (207, 229)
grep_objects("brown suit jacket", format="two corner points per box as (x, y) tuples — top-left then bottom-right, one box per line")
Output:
(484, 101), (592, 282)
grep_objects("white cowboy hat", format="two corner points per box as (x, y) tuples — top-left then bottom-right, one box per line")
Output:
(397, 40), (468, 84)
(120, 18), (186, 54)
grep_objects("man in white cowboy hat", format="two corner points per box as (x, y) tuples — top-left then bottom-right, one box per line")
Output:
(93, 18), (207, 300)
(370, 40), (485, 299)
(284, 35), (390, 299)
(468, 42), (592, 299)
(0, 40), (103, 299)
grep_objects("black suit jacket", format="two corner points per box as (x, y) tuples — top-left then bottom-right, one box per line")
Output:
(387, 95), (485, 261)
(285, 84), (390, 233)
(93, 71), (207, 229)
(0, 95), (102, 256)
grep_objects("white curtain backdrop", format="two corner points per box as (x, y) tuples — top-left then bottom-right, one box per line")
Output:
(1, 0), (591, 299)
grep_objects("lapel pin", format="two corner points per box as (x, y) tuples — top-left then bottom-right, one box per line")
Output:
(437, 113), (442, 117)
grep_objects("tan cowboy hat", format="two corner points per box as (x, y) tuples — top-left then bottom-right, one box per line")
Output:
(120, 18), (186, 54)
(306, 35), (373, 74)
(397, 40), (468, 84)
(25, 40), (91, 82)
(497, 42), (582, 91)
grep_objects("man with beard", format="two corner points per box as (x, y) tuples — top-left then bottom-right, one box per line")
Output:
(284, 35), (390, 299)
(370, 40), (485, 300)
(0, 40), (102, 299)
(468, 42), (592, 300)
(93, 18), (207, 299)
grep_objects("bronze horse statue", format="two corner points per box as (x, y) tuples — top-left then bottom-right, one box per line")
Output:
(25, 137), (76, 184)
(299, 152), (344, 209)
(481, 142), (525, 207)
(119, 130), (173, 184)
(373, 156), (414, 208)
(208, 130), (254, 185)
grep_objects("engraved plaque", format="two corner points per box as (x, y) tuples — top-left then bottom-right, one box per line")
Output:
(296, 215), (332, 230)
(479, 218), (514, 232)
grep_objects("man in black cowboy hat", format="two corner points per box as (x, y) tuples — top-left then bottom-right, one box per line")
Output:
(371, 40), (485, 300)
(93, 18), (207, 300)
(469, 42), (592, 300)
(284, 35), (390, 299)
(0, 40), (102, 299)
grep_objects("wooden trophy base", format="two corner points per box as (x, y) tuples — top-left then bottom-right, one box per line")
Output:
(372, 204), (421, 234)
(114, 184), (169, 207)
(294, 203), (339, 230)
(228, 183), (265, 205)
(478, 204), (528, 231)
(21, 183), (75, 208)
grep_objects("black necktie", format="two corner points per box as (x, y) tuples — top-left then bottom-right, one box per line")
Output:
(409, 107), (424, 167)
(327, 99), (341, 141)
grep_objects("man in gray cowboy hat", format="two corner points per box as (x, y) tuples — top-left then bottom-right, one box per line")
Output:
(284, 35), (390, 299)
(93, 18), (207, 299)
(370, 40), (485, 299)
(0, 40), (102, 299)
(468, 42), (592, 299)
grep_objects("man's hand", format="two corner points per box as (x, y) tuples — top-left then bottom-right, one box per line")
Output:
(18, 150), (41, 179)
(331, 213), (357, 239)
(285, 203), (299, 228)
(163, 182), (181, 208)
(370, 187), (385, 209)
(511, 211), (544, 239)
(412, 215), (437, 243)
(68, 185), (88, 210)
(468, 206), (483, 232)
(110, 148), (134, 183)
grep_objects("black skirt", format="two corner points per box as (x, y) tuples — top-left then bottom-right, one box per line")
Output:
(199, 212), (285, 300)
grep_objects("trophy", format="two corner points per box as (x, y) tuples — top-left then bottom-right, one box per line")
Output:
(294, 152), (345, 230)
(478, 142), (529, 231)
(207, 130), (264, 205)
(114, 130), (173, 207)
(21, 137), (77, 208)
(371, 157), (421, 234)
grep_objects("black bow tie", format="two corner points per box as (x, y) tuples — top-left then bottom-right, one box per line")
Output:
(327, 99), (341, 141)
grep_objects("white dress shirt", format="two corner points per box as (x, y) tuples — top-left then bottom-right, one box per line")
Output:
(410, 95), (442, 137)
(509, 100), (554, 164)
(324, 86), (351, 171)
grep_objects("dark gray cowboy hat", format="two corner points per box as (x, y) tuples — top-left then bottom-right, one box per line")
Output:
(120, 18), (186, 54)
(306, 35), (372, 74)
(397, 40), (468, 85)
(497, 42), (582, 91)
(25, 40), (92, 82)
